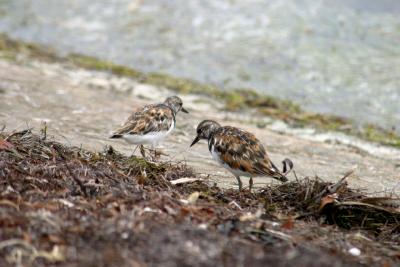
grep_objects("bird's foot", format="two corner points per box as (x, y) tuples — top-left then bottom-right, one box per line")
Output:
(248, 178), (254, 193)
(235, 176), (243, 193)
(147, 148), (168, 161)
(139, 145), (146, 158)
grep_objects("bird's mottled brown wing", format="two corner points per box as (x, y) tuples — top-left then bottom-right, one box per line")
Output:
(210, 126), (282, 178)
(125, 103), (157, 122)
(112, 105), (174, 136)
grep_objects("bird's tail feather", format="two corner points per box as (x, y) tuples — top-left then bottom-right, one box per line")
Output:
(281, 158), (294, 176)
(271, 158), (294, 182)
(110, 134), (122, 139)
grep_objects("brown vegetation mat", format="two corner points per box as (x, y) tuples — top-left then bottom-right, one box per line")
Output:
(0, 129), (399, 267)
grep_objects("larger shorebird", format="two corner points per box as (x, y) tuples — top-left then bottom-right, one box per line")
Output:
(190, 120), (293, 191)
(110, 96), (188, 157)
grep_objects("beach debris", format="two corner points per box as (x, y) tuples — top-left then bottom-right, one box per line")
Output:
(281, 217), (295, 230)
(360, 197), (400, 211)
(0, 139), (14, 150)
(318, 193), (338, 212)
(0, 239), (65, 265)
(186, 191), (200, 204)
(0, 129), (399, 266)
(170, 177), (200, 185)
(348, 247), (361, 256)
(228, 200), (243, 210)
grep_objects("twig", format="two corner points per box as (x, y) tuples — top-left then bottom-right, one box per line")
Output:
(0, 200), (20, 210)
(229, 200), (243, 210)
(263, 228), (293, 242)
(250, 228), (293, 243)
(313, 169), (355, 204)
(50, 143), (89, 197)
(294, 211), (315, 220)
(5, 129), (31, 141)
(40, 122), (47, 140)
(0, 238), (36, 251)
(293, 169), (299, 182)
(327, 169), (355, 193)
(0, 239), (64, 263)
(170, 177), (200, 185)
(65, 162), (88, 198)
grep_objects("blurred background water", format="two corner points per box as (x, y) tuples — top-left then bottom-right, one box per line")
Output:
(0, 0), (399, 132)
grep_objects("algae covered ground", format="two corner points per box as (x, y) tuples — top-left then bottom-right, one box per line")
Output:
(0, 129), (399, 267)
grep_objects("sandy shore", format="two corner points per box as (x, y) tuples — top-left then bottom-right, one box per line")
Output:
(1, 58), (399, 194)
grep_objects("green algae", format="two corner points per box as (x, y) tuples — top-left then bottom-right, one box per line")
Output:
(1, 33), (399, 148)
(360, 124), (400, 148)
(0, 33), (61, 62)
(68, 53), (144, 79)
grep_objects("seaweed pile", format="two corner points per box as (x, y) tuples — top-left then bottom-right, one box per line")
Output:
(0, 129), (399, 267)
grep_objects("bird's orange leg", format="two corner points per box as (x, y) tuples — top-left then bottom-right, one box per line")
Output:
(235, 176), (243, 191)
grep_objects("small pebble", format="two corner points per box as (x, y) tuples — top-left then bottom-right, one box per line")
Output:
(348, 247), (361, 256)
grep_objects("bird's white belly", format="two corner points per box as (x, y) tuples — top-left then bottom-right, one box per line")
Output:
(210, 146), (254, 178)
(122, 120), (174, 145)
(122, 131), (168, 145)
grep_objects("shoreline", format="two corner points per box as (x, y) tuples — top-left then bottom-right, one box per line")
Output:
(1, 33), (399, 195)
(1, 33), (399, 149)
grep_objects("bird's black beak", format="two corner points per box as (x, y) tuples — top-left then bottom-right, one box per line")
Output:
(190, 136), (200, 147)
(181, 107), (189, 113)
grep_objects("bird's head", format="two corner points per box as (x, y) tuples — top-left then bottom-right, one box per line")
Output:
(190, 120), (221, 147)
(164, 96), (188, 114)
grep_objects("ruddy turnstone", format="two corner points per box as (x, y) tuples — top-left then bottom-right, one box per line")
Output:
(110, 96), (188, 157)
(190, 120), (293, 191)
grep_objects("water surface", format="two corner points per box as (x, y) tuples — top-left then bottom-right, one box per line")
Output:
(0, 0), (399, 131)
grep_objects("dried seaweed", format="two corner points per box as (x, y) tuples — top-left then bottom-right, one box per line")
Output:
(0, 130), (399, 267)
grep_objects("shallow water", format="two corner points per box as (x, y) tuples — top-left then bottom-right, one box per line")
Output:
(0, 0), (399, 132)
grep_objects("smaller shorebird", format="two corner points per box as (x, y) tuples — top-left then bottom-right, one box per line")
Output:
(190, 120), (293, 191)
(110, 96), (188, 158)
